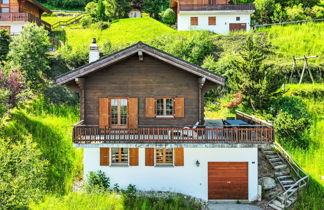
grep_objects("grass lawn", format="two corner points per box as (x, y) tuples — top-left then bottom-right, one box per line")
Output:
(62, 17), (176, 47)
(258, 22), (324, 66)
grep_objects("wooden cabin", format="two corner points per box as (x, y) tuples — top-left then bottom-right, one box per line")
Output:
(0, 0), (51, 34)
(56, 40), (274, 202)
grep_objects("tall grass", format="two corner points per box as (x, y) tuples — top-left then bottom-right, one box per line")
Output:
(1, 97), (82, 195)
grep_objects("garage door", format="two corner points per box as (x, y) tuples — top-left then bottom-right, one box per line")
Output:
(229, 23), (247, 32)
(208, 162), (248, 200)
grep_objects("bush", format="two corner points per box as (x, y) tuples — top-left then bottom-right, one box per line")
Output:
(0, 29), (10, 63)
(44, 85), (79, 106)
(286, 4), (309, 21)
(312, 5), (324, 18)
(81, 15), (94, 28)
(95, 21), (110, 30)
(85, 171), (110, 193)
(85, 1), (98, 19)
(59, 44), (89, 69)
(161, 8), (176, 25)
(0, 136), (48, 209)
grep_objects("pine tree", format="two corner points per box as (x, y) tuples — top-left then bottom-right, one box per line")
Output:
(97, 0), (106, 21)
(230, 35), (284, 111)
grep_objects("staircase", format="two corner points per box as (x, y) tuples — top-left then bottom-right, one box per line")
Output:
(51, 13), (85, 29)
(263, 143), (309, 210)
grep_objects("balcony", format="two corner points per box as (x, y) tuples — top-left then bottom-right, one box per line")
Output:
(0, 13), (51, 30)
(73, 112), (274, 145)
(179, 4), (255, 11)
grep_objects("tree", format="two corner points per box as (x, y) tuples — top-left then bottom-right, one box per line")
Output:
(0, 136), (48, 209)
(85, 1), (98, 19)
(285, 4), (308, 21)
(271, 3), (287, 23)
(230, 35), (284, 111)
(161, 8), (176, 25)
(115, 0), (132, 18)
(254, 0), (276, 23)
(7, 23), (50, 90)
(104, 0), (118, 20)
(0, 30), (10, 64)
(143, 0), (169, 19)
(97, 0), (107, 21)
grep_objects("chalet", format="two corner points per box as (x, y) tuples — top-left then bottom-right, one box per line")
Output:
(56, 40), (274, 201)
(0, 0), (51, 35)
(171, 0), (255, 34)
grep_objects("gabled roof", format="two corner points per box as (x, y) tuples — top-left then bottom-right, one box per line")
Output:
(27, 0), (52, 14)
(56, 42), (225, 86)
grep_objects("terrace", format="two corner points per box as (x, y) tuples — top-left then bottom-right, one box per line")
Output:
(0, 13), (51, 30)
(73, 112), (274, 145)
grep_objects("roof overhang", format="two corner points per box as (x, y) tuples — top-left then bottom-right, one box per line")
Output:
(56, 42), (225, 86)
(26, 0), (52, 14)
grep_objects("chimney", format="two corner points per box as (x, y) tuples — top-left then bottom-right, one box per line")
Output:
(89, 38), (100, 63)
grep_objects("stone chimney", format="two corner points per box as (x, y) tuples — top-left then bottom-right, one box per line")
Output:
(89, 38), (100, 63)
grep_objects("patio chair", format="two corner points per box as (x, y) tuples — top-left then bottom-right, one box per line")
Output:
(168, 121), (200, 139)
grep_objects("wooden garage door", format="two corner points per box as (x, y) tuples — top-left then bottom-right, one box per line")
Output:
(208, 162), (248, 200)
(229, 23), (247, 32)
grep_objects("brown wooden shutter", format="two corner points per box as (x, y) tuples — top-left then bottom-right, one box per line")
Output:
(100, 148), (109, 166)
(129, 148), (139, 166)
(128, 98), (138, 129)
(99, 98), (109, 128)
(208, 17), (216, 25)
(145, 148), (154, 166)
(145, 98), (155, 118)
(174, 148), (184, 166)
(174, 97), (185, 118)
(191, 17), (198, 25)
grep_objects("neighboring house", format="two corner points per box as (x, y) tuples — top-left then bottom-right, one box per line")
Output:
(171, 0), (255, 34)
(0, 0), (51, 35)
(56, 40), (274, 201)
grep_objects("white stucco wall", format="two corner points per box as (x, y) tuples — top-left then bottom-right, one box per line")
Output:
(177, 11), (253, 34)
(0, 22), (25, 35)
(84, 147), (258, 201)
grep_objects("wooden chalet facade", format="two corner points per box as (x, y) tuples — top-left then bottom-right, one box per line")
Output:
(0, 0), (51, 34)
(56, 40), (273, 201)
(171, 0), (255, 34)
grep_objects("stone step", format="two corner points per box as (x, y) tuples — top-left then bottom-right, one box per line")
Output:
(269, 157), (281, 162)
(272, 200), (285, 209)
(280, 179), (295, 184)
(264, 150), (276, 155)
(275, 169), (290, 176)
(269, 203), (283, 210)
(266, 154), (279, 159)
(277, 175), (293, 180)
(274, 164), (288, 170)
(272, 161), (285, 165)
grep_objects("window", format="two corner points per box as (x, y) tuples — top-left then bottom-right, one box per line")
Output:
(236, 17), (240, 21)
(1, 0), (9, 4)
(156, 98), (174, 117)
(111, 99), (127, 128)
(111, 148), (128, 165)
(208, 17), (216, 25)
(156, 149), (173, 165)
(0, 7), (9, 13)
(190, 17), (198, 26)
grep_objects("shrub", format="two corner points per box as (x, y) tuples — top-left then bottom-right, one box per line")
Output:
(81, 15), (94, 28)
(85, 1), (98, 19)
(161, 8), (176, 25)
(254, 0), (276, 23)
(312, 5), (324, 18)
(95, 21), (110, 30)
(85, 171), (110, 193)
(0, 29), (10, 63)
(286, 4), (309, 21)
(59, 44), (89, 69)
(0, 136), (48, 209)
(124, 184), (137, 198)
(44, 85), (79, 106)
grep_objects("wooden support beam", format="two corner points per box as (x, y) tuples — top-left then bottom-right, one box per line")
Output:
(75, 78), (85, 121)
(138, 50), (143, 61)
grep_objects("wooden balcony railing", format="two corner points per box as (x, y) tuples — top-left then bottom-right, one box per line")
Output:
(73, 125), (274, 144)
(0, 13), (51, 30)
(179, 4), (255, 11)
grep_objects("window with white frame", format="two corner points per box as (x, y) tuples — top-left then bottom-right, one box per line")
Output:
(156, 98), (174, 117)
(111, 148), (128, 165)
(156, 148), (173, 165)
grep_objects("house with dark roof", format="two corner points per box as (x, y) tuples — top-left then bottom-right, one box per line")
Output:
(0, 0), (51, 34)
(56, 40), (274, 201)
